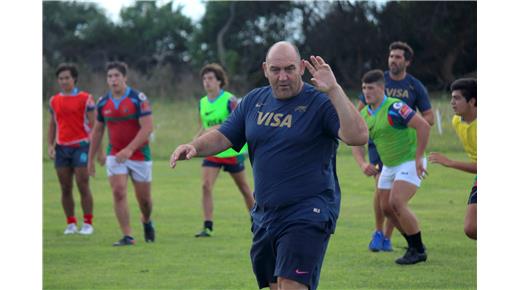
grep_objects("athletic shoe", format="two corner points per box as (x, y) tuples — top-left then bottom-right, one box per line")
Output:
(395, 247), (427, 265)
(113, 236), (135, 246)
(368, 230), (384, 251)
(382, 238), (393, 252)
(79, 224), (94, 235)
(64, 223), (78, 235)
(143, 221), (155, 242)
(195, 228), (213, 238)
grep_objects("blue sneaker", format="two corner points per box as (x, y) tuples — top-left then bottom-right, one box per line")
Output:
(382, 237), (393, 252)
(369, 231), (384, 252)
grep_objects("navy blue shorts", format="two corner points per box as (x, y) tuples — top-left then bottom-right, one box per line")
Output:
(54, 144), (89, 168)
(202, 156), (245, 173)
(250, 221), (332, 290)
(368, 141), (383, 173)
(468, 178), (477, 204)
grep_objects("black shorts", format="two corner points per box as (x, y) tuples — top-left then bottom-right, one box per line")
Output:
(468, 177), (477, 204)
(250, 221), (332, 290)
(54, 144), (89, 168)
(368, 142), (383, 173)
(202, 156), (245, 173)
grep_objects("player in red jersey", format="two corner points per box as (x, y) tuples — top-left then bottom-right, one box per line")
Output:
(88, 61), (155, 246)
(47, 63), (100, 235)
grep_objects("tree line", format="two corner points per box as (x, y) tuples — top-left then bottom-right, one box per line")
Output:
(43, 1), (476, 100)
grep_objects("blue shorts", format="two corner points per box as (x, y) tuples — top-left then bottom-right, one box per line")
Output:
(202, 156), (245, 173)
(250, 221), (332, 290)
(54, 144), (89, 168)
(468, 177), (477, 204)
(368, 141), (383, 173)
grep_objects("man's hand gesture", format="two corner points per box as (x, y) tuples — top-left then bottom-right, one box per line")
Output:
(304, 55), (338, 94)
(170, 144), (197, 169)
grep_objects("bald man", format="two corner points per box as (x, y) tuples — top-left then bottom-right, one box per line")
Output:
(170, 41), (367, 290)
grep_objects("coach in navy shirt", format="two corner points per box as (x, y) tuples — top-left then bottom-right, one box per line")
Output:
(170, 41), (368, 290)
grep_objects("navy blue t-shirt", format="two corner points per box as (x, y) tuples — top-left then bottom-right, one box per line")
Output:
(219, 83), (341, 229)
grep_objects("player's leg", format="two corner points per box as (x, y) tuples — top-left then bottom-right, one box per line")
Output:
(250, 222), (277, 290)
(389, 181), (419, 235)
(132, 180), (152, 222)
(464, 181), (477, 240)
(56, 167), (77, 234)
(106, 156), (134, 246)
(127, 160), (154, 242)
(464, 204), (477, 240)
(132, 180), (154, 242)
(196, 160), (221, 237)
(372, 174), (384, 232)
(74, 167), (94, 234)
(55, 145), (77, 234)
(72, 145), (94, 234)
(390, 159), (427, 264)
(228, 164), (255, 212)
(109, 174), (131, 234)
(274, 221), (331, 290)
(277, 278), (307, 290)
(377, 188), (396, 251)
(369, 173), (385, 251)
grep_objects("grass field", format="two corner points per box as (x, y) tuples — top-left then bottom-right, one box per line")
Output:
(43, 97), (476, 289)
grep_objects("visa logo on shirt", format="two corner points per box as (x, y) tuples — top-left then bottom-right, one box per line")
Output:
(386, 88), (410, 99)
(257, 112), (293, 128)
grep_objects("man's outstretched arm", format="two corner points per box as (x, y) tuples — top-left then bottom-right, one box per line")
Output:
(170, 130), (232, 168)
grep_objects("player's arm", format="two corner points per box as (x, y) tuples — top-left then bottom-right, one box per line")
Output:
(87, 109), (106, 165)
(87, 120), (105, 177)
(416, 81), (435, 126)
(352, 146), (378, 176)
(47, 112), (56, 160)
(428, 152), (477, 174)
(420, 109), (435, 126)
(304, 55), (368, 146)
(170, 130), (232, 168)
(115, 115), (153, 163)
(407, 114), (431, 178)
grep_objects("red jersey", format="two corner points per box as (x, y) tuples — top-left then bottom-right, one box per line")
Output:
(96, 87), (152, 161)
(49, 88), (95, 146)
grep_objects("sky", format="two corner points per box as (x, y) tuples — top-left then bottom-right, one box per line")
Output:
(91, 0), (206, 22)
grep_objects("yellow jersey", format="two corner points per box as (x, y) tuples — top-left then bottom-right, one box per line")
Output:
(452, 115), (477, 162)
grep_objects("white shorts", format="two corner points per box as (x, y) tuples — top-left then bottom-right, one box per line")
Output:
(106, 156), (152, 182)
(378, 158), (427, 190)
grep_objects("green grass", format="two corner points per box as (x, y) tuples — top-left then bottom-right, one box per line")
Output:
(43, 98), (476, 289)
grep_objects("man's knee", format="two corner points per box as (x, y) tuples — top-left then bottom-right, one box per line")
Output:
(389, 196), (405, 215)
(112, 186), (127, 202)
(202, 181), (213, 195)
(277, 277), (308, 290)
(464, 219), (477, 240)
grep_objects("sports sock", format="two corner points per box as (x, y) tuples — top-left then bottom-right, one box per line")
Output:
(408, 231), (425, 253)
(401, 231), (411, 248)
(204, 220), (213, 231)
(67, 216), (77, 225)
(83, 214), (93, 225)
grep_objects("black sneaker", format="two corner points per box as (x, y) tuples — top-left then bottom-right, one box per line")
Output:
(194, 227), (213, 237)
(144, 221), (155, 243)
(395, 247), (427, 265)
(113, 235), (135, 246)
